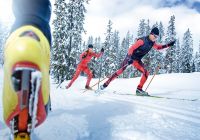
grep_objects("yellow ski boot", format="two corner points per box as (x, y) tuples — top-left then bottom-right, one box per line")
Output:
(3, 25), (51, 139)
(14, 132), (30, 140)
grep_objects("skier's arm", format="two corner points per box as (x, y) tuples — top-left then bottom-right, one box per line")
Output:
(80, 51), (87, 60)
(92, 52), (103, 58)
(92, 48), (104, 58)
(153, 43), (165, 50)
(128, 39), (144, 55)
(153, 40), (176, 50)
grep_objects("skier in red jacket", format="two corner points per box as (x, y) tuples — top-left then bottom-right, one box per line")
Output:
(66, 44), (104, 89)
(100, 27), (176, 96)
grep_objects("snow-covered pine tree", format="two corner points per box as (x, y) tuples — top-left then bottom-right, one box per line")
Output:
(102, 20), (113, 77)
(175, 39), (181, 73)
(0, 23), (9, 66)
(137, 19), (146, 38)
(152, 22), (159, 29)
(51, 0), (89, 83)
(194, 43), (200, 72)
(145, 19), (151, 36)
(191, 61), (195, 72)
(93, 37), (102, 78)
(87, 36), (93, 45)
(158, 22), (165, 44)
(180, 29), (193, 73)
(164, 15), (177, 73)
(81, 41), (87, 52)
(122, 31), (135, 78)
(155, 21), (165, 73)
(112, 30), (120, 72)
(118, 38), (127, 78)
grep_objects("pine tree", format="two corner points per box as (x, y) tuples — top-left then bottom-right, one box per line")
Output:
(87, 36), (93, 45)
(51, 0), (89, 83)
(137, 19), (146, 38)
(118, 38), (127, 69)
(93, 37), (102, 78)
(164, 15), (177, 73)
(180, 29), (193, 73)
(158, 22), (165, 43)
(145, 19), (151, 36)
(0, 23), (9, 66)
(194, 43), (200, 72)
(175, 39), (181, 73)
(112, 30), (120, 72)
(102, 20), (113, 77)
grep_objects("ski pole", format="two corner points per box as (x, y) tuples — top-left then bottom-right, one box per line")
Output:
(145, 64), (160, 92)
(97, 52), (104, 89)
(83, 63), (129, 93)
(82, 77), (107, 93)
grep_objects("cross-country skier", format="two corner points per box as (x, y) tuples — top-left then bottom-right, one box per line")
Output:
(66, 44), (104, 89)
(100, 27), (176, 96)
(3, 0), (51, 139)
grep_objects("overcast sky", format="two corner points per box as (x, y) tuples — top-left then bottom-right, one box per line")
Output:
(0, 0), (200, 52)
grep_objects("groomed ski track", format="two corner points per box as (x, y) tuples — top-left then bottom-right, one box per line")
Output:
(93, 91), (200, 125)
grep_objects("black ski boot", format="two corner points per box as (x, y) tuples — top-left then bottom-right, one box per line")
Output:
(85, 85), (92, 90)
(136, 88), (149, 96)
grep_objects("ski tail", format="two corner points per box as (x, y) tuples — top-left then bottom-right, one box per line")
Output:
(3, 26), (51, 139)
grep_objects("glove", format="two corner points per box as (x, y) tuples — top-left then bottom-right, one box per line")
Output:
(101, 48), (104, 52)
(128, 59), (133, 65)
(167, 40), (176, 46)
(82, 55), (87, 59)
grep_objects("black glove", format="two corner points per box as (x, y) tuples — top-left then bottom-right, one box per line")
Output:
(128, 59), (133, 65)
(101, 48), (104, 52)
(167, 40), (176, 46)
(82, 55), (87, 59)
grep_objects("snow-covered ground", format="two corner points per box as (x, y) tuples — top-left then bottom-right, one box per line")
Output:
(0, 68), (200, 140)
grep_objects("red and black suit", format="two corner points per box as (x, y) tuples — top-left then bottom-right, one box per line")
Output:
(103, 36), (170, 90)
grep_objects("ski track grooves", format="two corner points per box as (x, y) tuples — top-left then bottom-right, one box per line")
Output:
(99, 93), (200, 125)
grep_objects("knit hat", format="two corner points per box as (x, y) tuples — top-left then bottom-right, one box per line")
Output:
(150, 27), (159, 36)
(88, 44), (93, 48)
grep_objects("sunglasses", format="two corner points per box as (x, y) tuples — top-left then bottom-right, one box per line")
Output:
(153, 34), (159, 39)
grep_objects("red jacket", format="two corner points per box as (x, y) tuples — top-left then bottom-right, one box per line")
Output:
(79, 51), (103, 66)
(128, 36), (168, 60)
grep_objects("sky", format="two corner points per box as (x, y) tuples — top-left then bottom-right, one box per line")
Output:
(0, 0), (200, 52)
(84, 0), (200, 52)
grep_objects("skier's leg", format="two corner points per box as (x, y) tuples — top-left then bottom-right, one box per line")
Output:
(132, 60), (149, 90)
(83, 67), (93, 88)
(3, 0), (52, 138)
(67, 66), (82, 88)
(103, 57), (129, 88)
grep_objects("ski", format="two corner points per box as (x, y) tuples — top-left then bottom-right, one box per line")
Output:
(112, 91), (198, 101)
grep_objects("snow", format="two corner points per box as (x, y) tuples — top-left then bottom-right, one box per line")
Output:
(0, 68), (200, 140)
